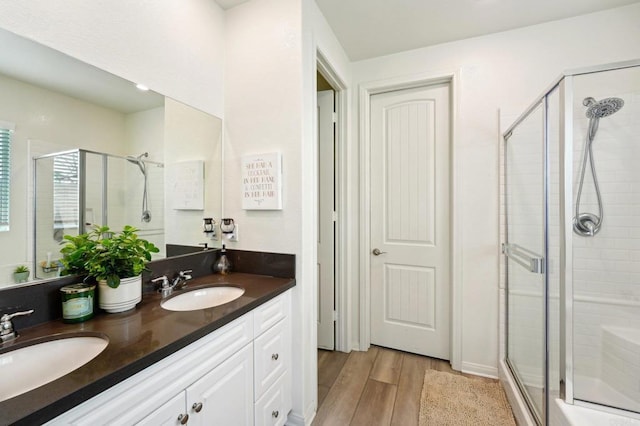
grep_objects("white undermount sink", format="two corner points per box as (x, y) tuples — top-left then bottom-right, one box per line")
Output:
(161, 286), (245, 311)
(0, 334), (109, 402)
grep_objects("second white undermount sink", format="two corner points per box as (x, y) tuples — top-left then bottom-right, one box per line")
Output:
(161, 285), (245, 311)
(0, 333), (109, 402)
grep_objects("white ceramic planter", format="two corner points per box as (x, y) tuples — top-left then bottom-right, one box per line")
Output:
(98, 275), (142, 313)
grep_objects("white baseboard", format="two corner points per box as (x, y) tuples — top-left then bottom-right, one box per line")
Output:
(286, 400), (317, 426)
(286, 411), (309, 426)
(461, 361), (499, 379)
(351, 340), (363, 351)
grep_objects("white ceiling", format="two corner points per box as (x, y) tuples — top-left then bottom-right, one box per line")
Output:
(218, 0), (640, 61)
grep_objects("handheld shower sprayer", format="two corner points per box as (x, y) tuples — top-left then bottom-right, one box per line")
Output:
(573, 96), (624, 237)
(126, 152), (152, 223)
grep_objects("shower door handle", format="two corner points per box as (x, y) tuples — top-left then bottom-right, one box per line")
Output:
(502, 243), (545, 274)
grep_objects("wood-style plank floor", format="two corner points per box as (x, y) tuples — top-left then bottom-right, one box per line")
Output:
(314, 346), (498, 426)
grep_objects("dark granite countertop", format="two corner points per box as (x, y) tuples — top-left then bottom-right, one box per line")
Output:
(0, 273), (295, 426)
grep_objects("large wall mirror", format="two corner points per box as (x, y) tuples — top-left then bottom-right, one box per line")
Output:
(0, 28), (222, 289)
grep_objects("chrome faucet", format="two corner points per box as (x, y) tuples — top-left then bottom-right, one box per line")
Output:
(172, 270), (193, 291)
(1, 309), (34, 343)
(152, 270), (193, 298)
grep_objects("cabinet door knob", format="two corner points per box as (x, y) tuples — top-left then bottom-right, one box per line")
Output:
(192, 402), (203, 413)
(271, 353), (279, 361)
(178, 413), (189, 424)
(272, 410), (279, 418)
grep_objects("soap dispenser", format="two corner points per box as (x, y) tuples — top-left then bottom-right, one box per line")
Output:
(213, 244), (232, 275)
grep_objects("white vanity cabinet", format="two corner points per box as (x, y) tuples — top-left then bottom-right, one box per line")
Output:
(47, 290), (291, 426)
(139, 344), (254, 426)
(253, 296), (291, 426)
(186, 343), (254, 425)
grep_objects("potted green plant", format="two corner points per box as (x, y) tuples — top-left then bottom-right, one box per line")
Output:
(13, 265), (30, 283)
(60, 225), (159, 313)
(60, 232), (97, 277)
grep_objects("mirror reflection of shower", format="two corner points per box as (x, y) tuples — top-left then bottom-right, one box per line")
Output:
(573, 96), (624, 237)
(126, 152), (152, 223)
(33, 148), (166, 279)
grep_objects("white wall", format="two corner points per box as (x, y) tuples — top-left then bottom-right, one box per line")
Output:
(224, 0), (310, 421)
(223, 0), (353, 422)
(350, 3), (640, 376)
(0, 0), (225, 118)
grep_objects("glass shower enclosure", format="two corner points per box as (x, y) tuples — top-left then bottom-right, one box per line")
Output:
(502, 60), (640, 424)
(33, 149), (164, 279)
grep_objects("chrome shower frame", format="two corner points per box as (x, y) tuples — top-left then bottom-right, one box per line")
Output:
(501, 58), (640, 424)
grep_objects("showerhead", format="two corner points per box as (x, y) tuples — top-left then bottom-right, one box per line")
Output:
(126, 152), (148, 175)
(584, 97), (624, 119)
(126, 152), (148, 162)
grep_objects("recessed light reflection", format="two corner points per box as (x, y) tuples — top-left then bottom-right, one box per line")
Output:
(136, 83), (150, 91)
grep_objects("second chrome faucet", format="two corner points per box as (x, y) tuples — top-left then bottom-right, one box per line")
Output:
(151, 270), (193, 298)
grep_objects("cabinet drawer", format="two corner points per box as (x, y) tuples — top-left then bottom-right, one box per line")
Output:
(253, 291), (290, 337)
(135, 392), (186, 426)
(255, 372), (289, 426)
(254, 319), (286, 399)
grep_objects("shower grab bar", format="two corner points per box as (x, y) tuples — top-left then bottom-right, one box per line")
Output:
(502, 243), (545, 274)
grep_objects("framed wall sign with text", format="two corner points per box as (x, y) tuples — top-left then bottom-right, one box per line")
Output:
(242, 152), (282, 210)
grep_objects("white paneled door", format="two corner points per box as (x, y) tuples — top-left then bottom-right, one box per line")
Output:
(370, 83), (451, 359)
(317, 89), (335, 350)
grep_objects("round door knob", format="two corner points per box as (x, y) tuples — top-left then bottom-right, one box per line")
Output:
(271, 353), (279, 361)
(272, 410), (279, 418)
(178, 413), (189, 424)
(192, 402), (203, 413)
(372, 248), (387, 256)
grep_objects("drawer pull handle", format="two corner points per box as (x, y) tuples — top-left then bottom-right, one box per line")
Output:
(192, 402), (203, 413)
(178, 413), (189, 424)
(271, 353), (279, 361)
(272, 410), (279, 418)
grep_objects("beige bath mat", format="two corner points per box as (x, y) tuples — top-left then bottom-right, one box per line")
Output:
(419, 370), (516, 426)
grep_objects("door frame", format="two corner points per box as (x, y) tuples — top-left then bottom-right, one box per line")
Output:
(317, 51), (349, 352)
(359, 70), (462, 370)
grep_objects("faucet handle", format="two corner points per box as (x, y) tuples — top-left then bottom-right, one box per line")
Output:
(1, 309), (34, 342)
(178, 270), (193, 279)
(151, 275), (170, 288)
(1, 309), (34, 322)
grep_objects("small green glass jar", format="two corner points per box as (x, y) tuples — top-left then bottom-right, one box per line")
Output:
(60, 283), (96, 323)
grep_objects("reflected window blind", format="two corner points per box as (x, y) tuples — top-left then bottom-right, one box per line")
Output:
(53, 151), (79, 229)
(0, 123), (14, 232)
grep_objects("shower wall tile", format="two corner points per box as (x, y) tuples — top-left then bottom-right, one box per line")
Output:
(572, 79), (640, 388)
